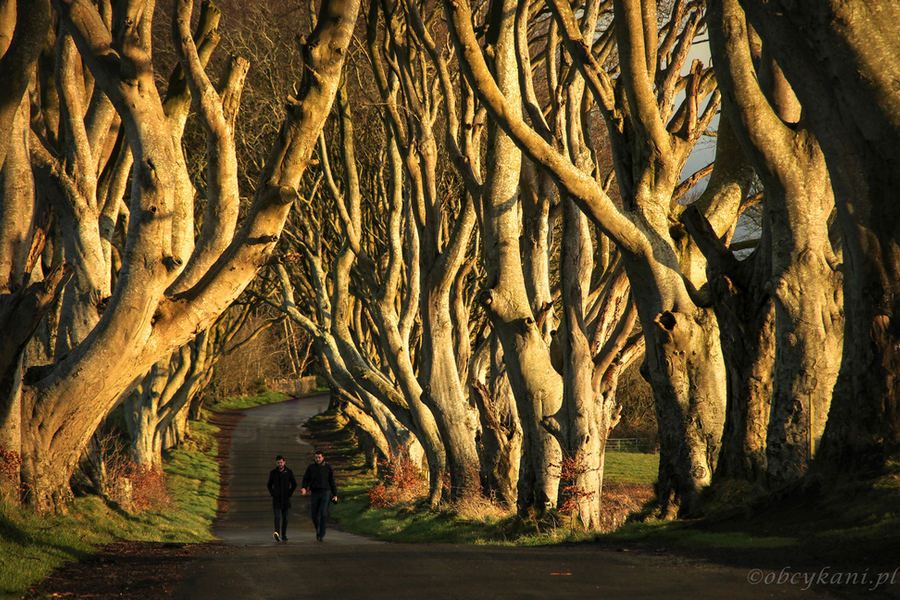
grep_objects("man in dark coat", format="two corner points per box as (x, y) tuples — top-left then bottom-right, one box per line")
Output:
(267, 455), (297, 542)
(300, 450), (338, 541)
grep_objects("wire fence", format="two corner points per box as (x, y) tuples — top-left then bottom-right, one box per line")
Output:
(606, 438), (657, 453)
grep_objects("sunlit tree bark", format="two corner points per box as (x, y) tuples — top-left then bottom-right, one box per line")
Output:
(0, 0), (361, 509)
(443, 0), (735, 516)
(738, 0), (900, 476)
(0, 0), (51, 171)
(366, 0), (481, 499)
(692, 0), (843, 487)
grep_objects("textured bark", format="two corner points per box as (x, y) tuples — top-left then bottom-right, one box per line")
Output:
(450, 258), (474, 390)
(126, 317), (253, 467)
(576, 0), (726, 517)
(365, 202), (447, 503)
(684, 203), (774, 484)
(469, 334), (521, 507)
(416, 186), (481, 496)
(476, 0), (563, 512)
(556, 197), (603, 528)
(0, 264), (71, 464)
(520, 162), (556, 340)
(551, 4), (628, 527)
(170, 1), (223, 265)
(444, 0), (730, 516)
(0, 91), (34, 294)
(0, 0), (51, 171)
(676, 113), (767, 483)
(411, 135), (479, 499)
(126, 361), (171, 469)
(705, 0), (843, 486)
(319, 79), (449, 504)
(366, 296), (447, 505)
(21, 0), (182, 508)
(26, 31), (111, 356)
(10, 0), (360, 509)
(168, 2), (245, 292)
(343, 401), (392, 471)
(275, 202), (445, 503)
(644, 305), (726, 517)
(738, 0), (900, 474)
(274, 251), (431, 463)
(120, 8), (251, 468)
(366, 0), (480, 500)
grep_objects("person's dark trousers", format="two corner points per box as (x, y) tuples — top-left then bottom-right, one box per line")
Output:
(310, 491), (330, 537)
(274, 508), (289, 539)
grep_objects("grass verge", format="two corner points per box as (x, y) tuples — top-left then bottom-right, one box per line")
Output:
(0, 427), (216, 599)
(314, 409), (657, 546)
(212, 390), (291, 411)
(603, 452), (659, 484)
(314, 407), (900, 570)
(0, 390), (290, 599)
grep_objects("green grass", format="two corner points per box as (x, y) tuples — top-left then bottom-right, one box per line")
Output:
(332, 486), (586, 546)
(0, 388), (297, 598)
(0, 386), (296, 598)
(213, 390), (291, 410)
(330, 481), (645, 547)
(601, 519), (796, 548)
(314, 409), (657, 546)
(604, 452), (659, 485)
(317, 410), (900, 562)
(0, 420), (222, 599)
(7, 393), (897, 597)
(599, 462), (900, 560)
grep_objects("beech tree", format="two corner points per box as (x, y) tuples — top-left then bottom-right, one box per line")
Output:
(443, 0), (743, 517)
(254, 0), (644, 523)
(308, 0), (649, 526)
(366, 0), (482, 499)
(0, 0), (50, 172)
(735, 0), (900, 477)
(0, 0), (361, 510)
(685, 0), (843, 487)
(7, 0), (893, 524)
(270, 96), (445, 501)
(125, 291), (278, 467)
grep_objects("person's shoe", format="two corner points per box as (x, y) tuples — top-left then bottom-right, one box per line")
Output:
(273, 532), (281, 542)
(316, 534), (323, 542)
(282, 535), (289, 542)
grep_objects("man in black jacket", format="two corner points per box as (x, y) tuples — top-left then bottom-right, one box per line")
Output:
(267, 455), (297, 542)
(300, 450), (338, 541)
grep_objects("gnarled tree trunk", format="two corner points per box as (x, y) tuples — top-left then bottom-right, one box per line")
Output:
(701, 0), (843, 486)
(9, 0), (360, 510)
(738, 0), (900, 476)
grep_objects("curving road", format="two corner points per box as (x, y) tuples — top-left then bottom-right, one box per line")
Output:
(172, 397), (841, 600)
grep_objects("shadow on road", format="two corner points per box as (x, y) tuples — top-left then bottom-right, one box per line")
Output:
(173, 397), (845, 600)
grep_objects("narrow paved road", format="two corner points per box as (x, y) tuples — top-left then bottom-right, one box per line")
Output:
(172, 397), (840, 600)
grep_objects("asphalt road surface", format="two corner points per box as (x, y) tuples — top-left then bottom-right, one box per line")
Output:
(172, 397), (843, 600)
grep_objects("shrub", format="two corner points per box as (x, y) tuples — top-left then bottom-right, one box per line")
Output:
(366, 447), (428, 507)
(0, 445), (23, 503)
(558, 456), (596, 514)
(99, 436), (173, 512)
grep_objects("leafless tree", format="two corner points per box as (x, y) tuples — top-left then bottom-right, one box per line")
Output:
(0, 0), (361, 510)
(443, 0), (738, 517)
(736, 0), (900, 480)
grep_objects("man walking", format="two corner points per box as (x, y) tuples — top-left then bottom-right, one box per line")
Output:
(267, 455), (297, 542)
(301, 450), (338, 541)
